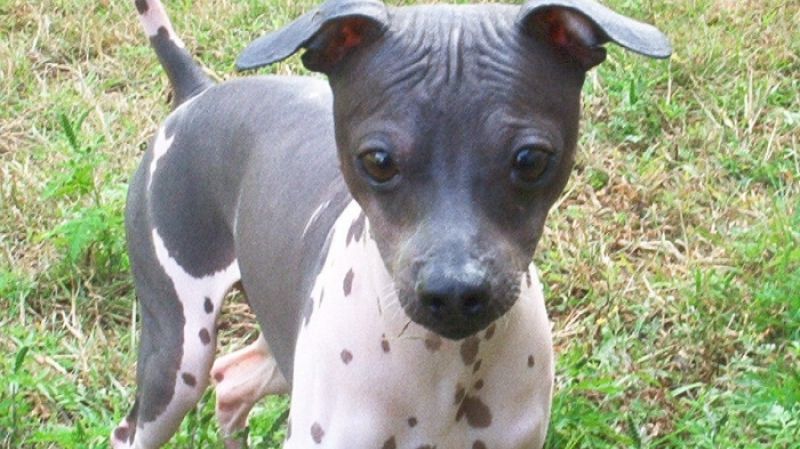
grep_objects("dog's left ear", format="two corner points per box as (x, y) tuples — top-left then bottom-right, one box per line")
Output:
(237, 0), (388, 73)
(518, 0), (671, 70)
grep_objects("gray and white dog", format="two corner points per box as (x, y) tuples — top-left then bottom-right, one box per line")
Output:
(113, 0), (670, 448)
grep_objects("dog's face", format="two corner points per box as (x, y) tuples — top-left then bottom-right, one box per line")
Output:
(330, 6), (583, 339)
(238, 0), (670, 339)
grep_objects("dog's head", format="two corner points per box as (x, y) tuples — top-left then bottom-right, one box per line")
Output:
(238, 0), (670, 339)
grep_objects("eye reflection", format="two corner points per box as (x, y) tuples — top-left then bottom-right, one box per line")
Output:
(360, 149), (399, 183)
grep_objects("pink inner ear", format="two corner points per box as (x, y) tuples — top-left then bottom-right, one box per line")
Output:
(532, 8), (606, 69)
(340, 23), (363, 49)
(306, 18), (372, 71)
(542, 9), (598, 49)
(542, 10), (571, 47)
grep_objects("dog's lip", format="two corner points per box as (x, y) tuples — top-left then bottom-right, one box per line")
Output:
(435, 326), (485, 341)
(413, 314), (497, 341)
(396, 285), (511, 340)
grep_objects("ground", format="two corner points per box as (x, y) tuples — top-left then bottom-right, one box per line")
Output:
(0, 0), (798, 448)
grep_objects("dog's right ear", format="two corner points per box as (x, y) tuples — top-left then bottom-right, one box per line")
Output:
(236, 0), (388, 74)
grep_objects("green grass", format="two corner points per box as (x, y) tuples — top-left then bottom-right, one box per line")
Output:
(1, 0), (798, 448)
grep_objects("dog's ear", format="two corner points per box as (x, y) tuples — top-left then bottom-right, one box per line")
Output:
(518, 0), (671, 70)
(237, 0), (388, 73)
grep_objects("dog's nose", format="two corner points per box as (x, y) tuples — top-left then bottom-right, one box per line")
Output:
(416, 267), (491, 320)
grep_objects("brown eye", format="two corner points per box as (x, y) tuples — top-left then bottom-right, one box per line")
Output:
(359, 149), (398, 184)
(512, 146), (551, 184)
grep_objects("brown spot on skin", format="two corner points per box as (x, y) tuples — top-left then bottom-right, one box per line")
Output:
(525, 271), (532, 288)
(424, 333), (442, 352)
(382, 436), (397, 449)
(460, 336), (480, 365)
(182, 373), (196, 387)
(454, 384), (466, 404)
(455, 395), (492, 428)
(381, 335), (390, 353)
(473, 441), (487, 449)
(528, 355), (535, 368)
(346, 211), (366, 245)
(204, 296), (213, 314)
(199, 328), (211, 345)
(341, 349), (353, 364)
(408, 416), (418, 427)
(135, 0), (148, 14)
(343, 269), (354, 296)
(311, 422), (324, 443)
(214, 371), (224, 382)
(484, 323), (496, 340)
(114, 426), (129, 442)
(473, 359), (482, 373)
(474, 379), (484, 390)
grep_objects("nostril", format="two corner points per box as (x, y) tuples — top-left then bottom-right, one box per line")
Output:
(461, 294), (487, 316)
(416, 265), (492, 323)
(421, 293), (447, 316)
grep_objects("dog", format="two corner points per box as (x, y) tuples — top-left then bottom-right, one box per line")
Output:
(112, 0), (670, 447)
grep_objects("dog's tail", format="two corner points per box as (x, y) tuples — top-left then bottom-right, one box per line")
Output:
(134, 0), (213, 107)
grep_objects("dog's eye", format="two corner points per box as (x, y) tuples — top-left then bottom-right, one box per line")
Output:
(512, 145), (551, 185)
(359, 149), (398, 184)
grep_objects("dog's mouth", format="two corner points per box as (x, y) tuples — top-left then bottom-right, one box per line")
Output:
(376, 232), (526, 340)
(413, 311), (499, 340)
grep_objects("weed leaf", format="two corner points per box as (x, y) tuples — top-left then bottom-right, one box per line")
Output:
(13, 346), (29, 374)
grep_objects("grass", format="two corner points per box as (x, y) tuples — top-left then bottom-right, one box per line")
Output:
(0, 0), (797, 448)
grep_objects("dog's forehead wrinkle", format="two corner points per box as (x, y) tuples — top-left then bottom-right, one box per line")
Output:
(360, 5), (528, 97)
(340, 46), (432, 120)
(445, 24), (465, 83)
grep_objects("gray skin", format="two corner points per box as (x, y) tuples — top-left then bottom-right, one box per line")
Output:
(125, 0), (669, 430)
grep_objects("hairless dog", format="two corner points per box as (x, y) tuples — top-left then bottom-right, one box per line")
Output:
(113, 0), (670, 447)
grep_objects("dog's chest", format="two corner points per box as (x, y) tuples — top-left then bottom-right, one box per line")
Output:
(285, 202), (554, 449)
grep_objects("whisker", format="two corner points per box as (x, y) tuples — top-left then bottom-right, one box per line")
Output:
(377, 288), (400, 308)
(375, 286), (406, 325)
(387, 303), (406, 323)
(396, 319), (413, 338)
